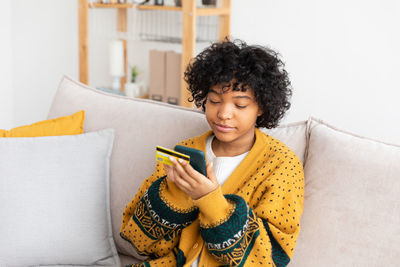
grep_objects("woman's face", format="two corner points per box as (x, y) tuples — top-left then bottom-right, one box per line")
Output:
(205, 83), (263, 148)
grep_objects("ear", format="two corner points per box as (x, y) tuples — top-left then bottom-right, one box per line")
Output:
(257, 108), (263, 117)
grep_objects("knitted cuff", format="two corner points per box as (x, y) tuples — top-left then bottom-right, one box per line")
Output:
(161, 176), (196, 213)
(192, 186), (235, 228)
(134, 177), (199, 240)
(197, 193), (256, 261)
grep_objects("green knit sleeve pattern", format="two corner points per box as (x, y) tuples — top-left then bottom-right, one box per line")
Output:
(199, 194), (260, 266)
(261, 218), (290, 267)
(132, 176), (199, 241)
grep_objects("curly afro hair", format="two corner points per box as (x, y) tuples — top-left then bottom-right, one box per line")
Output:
(184, 39), (292, 129)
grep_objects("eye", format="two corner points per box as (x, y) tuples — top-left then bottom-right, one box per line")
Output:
(208, 99), (220, 104)
(236, 105), (247, 109)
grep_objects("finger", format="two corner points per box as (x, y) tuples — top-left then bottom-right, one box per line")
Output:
(177, 158), (202, 180)
(175, 158), (208, 185)
(163, 163), (175, 182)
(173, 169), (192, 192)
(163, 163), (169, 171)
(206, 161), (218, 183)
(170, 157), (197, 185)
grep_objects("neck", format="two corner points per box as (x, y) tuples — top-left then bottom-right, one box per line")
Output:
(212, 129), (256, 157)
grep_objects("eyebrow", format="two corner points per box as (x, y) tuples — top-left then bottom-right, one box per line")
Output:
(209, 89), (252, 99)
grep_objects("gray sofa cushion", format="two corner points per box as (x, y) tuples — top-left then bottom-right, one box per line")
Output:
(290, 118), (400, 266)
(261, 120), (308, 164)
(119, 253), (140, 266)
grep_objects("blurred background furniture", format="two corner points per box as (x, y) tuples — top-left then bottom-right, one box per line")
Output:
(78, 0), (231, 107)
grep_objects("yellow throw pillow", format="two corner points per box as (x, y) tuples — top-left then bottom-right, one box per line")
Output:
(0, 110), (85, 137)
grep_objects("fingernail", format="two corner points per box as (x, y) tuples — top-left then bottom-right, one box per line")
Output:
(210, 162), (213, 168)
(178, 158), (183, 164)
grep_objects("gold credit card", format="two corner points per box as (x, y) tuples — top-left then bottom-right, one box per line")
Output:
(156, 145), (190, 166)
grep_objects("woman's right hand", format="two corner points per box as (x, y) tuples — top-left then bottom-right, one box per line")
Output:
(163, 163), (177, 183)
(163, 158), (219, 200)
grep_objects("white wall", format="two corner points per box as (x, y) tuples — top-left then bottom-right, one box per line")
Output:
(231, 0), (400, 144)
(1, 0), (399, 144)
(11, 0), (78, 127)
(0, 0), (14, 129)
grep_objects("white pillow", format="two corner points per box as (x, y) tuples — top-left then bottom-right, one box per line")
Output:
(0, 129), (120, 267)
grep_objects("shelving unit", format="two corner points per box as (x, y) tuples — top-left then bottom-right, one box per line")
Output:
(78, 0), (231, 107)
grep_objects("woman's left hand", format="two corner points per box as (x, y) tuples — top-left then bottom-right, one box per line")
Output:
(164, 157), (219, 200)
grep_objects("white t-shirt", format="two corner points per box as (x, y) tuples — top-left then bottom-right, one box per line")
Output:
(191, 134), (249, 267)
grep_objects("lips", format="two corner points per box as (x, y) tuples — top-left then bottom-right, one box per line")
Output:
(214, 123), (235, 133)
(216, 123), (232, 128)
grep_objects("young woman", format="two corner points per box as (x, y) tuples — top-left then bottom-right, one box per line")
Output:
(120, 39), (304, 267)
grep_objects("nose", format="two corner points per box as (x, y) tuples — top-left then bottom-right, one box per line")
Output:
(217, 104), (233, 120)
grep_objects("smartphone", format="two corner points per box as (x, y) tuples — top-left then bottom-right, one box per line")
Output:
(174, 145), (207, 176)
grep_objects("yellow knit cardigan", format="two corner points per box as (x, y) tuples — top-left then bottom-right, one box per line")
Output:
(120, 127), (304, 267)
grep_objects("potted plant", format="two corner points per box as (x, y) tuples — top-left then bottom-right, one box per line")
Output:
(125, 65), (142, 98)
(131, 66), (139, 83)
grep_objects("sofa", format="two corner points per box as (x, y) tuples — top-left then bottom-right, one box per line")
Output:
(4, 75), (398, 266)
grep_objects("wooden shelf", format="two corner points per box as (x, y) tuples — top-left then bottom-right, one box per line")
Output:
(137, 5), (229, 16)
(138, 94), (149, 99)
(197, 7), (230, 16)
(79, 0), (231, 108)
(136, 5), (182, 11)
(89, 3), (133, 8)
(89, 4), (228, 16)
